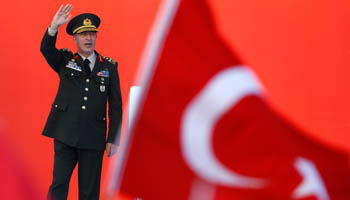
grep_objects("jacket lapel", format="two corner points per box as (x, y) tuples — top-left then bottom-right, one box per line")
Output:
(91, 51), (104, 77)
(74, 51), (104, 77)
(73, 53), (87, 76)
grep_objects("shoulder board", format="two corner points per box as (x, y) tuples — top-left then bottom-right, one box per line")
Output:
(60, 48), (73, 54)
(102, 55), (117, 65)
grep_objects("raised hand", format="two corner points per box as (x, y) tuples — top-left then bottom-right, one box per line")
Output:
(50, 4), (73, 30)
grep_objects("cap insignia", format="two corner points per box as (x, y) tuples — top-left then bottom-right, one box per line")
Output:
(84, 18), (92, 26)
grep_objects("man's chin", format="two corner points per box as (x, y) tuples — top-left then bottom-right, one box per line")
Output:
(81, 49), (94, 55)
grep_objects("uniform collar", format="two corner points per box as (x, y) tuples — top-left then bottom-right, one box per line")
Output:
(78, 51), (96, 64)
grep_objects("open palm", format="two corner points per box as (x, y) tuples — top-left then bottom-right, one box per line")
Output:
(51, 4), (73, 29)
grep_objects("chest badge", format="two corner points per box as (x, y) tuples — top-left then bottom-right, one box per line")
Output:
(100, 85), (106, 92)
(97, 70), (110, 77)
(65, 61), (82, 71)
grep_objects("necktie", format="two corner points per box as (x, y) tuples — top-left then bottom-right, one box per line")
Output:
(84, 59), (91, 76)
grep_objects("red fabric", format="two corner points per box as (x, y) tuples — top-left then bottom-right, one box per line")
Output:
(116, 0), (350, 199)
(0, 126), (40, 199)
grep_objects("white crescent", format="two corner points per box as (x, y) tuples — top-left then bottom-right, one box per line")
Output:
(181, 66), (266, 188)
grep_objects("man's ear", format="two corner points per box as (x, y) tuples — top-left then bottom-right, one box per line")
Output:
(73, 35), (77, 44)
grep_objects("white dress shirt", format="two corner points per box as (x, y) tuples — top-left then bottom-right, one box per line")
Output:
(79, 52), (96, 72)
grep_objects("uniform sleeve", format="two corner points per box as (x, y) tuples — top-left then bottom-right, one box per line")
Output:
(107, 62), (123, 145)
(40, 28), (66, 73)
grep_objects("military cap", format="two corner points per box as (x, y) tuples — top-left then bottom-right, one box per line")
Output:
(66, 13), (100, 35)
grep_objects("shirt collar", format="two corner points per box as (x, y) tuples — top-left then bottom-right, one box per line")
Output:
(78, 51), (96, 63)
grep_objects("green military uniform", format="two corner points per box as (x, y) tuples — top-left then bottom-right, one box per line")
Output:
(40, 13), (122, 200)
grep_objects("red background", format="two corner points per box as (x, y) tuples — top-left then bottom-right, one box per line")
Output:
(0, 0), (349, 199)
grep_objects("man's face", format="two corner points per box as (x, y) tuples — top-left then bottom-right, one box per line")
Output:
(73, 31), (97, 56)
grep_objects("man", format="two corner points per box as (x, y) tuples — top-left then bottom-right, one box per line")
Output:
(40, 4), (122, 200)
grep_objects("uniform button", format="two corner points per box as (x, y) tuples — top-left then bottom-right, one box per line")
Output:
(101, 82), (105, 84)
(54, 105), (58, 108)
(82, 106), (86, 110)
(103, 117), (106, 120)
(84, 96), (88, 101)
(71, 73), (74, 76)
(101, 78), (105, 81)
(86, 78), (90, 83)
(85, 87), (89, 91)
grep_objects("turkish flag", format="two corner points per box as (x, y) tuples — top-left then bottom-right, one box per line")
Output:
(108, 0), (350, 199)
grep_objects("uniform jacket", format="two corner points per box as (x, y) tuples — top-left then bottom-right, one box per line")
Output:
(40, 29), (122, 150)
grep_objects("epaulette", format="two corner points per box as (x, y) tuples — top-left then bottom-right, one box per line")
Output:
(102, 55), (117, 65)
(60, 48), (73, 54)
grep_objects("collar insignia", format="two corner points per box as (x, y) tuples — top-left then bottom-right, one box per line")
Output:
(98, 54), (103, 63)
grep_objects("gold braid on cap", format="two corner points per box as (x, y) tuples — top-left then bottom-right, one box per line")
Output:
(73, 18), (97, 34)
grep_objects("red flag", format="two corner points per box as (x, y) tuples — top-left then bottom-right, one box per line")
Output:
(108, 0), (350, 199)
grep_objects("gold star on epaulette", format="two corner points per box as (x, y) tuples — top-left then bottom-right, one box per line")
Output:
(102, 55), (116, 65)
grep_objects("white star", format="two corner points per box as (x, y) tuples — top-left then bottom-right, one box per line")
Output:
(293, 157), (330, 200)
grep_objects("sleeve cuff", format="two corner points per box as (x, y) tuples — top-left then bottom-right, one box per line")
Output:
(48, 26), (58, 36)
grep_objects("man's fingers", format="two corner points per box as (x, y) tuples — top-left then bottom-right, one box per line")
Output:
(63, 4), (73, 14)
(67, 5), (73, 14)
(63, 14), (72, 23)
(106, 143), (117, 157)
(69, 4), (73, 11)
(106, 144), (111, 157)
(63, 4), (70, 12)
(55, 4), (63, 16)
(58, 4), (64, 12)
(65, 14), (72, 22)
(64, 5), (73, 18)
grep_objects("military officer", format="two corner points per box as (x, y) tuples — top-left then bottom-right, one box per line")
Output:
(40, 4), (122, 200)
